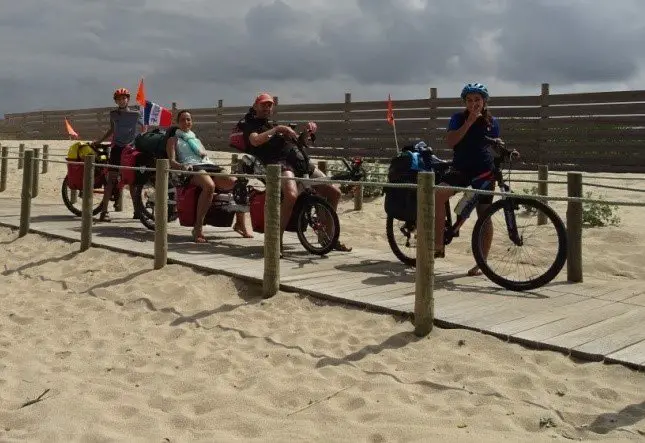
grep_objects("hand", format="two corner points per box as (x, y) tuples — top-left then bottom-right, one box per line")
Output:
(275, 125), (298, 139)
(466, 110), (482, 125)
(491, 137), (505, 147)
(510, 150), (520, 161)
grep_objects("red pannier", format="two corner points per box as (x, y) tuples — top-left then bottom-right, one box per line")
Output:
(176, 185), (235, 228)
(177, 185), (198, 227)
(65, 161), (85, 190)
(249, 191), (266, 233)
(120, 147), (139, 186)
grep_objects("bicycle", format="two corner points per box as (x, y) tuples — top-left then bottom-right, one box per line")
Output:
(134, 123), (359, 256)
(385, 138), (568, 291)
(61, 141), (154, 220)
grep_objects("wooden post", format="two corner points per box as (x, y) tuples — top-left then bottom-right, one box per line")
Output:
(537, 164), (548, 225)
(344, 92), (352, 152)
(414, 172), (435, 336)
(216, 100), (224, 152)
(429, 88), (438, 145)
(0, 145), (7, 193)
(18, 143), (25, 169)
(317, 160), (327, 175)
(538, 83), (550, 165)
(19, 150), (34, 237)
(42, 144), (49, 173)
(566, 172), (583, 283)
(353, 182), (364, 210)
(263, 164), (281, 298)
(31, 147), (40, 198)
(80, 155), (95, 251)
(271, 96), (279, 124)
(231, 153), (239, 173)
(154, 159), (169, 270)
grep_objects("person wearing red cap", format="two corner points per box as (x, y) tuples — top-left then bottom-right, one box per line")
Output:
(234, 93), (352, 254)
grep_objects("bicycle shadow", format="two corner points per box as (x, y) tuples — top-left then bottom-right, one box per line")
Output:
(333, 259), (551, 299)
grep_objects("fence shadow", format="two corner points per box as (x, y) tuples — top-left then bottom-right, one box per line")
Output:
(584, 400), (645, 435)
(2, 250), (79, 276)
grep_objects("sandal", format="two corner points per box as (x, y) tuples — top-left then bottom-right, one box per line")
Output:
(99, 212), (111, 222)
(333, 241), (352, 252)
(191, 229), (208, 244)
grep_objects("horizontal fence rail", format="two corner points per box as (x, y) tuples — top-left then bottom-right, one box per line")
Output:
(2, 83), (644, 173)
(5, 148), (645, 337)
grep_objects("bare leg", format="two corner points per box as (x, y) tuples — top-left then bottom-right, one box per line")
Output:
(434, 188), (454, 255)
(213, 176), (253, 238)
(100, 170), (119, 221)
(191, 173), (215, 243)
(280, 170), (299, 254)
(469, 203), (493, 276)
(233, 212), (253, 238)
(310, 170), (351, 251)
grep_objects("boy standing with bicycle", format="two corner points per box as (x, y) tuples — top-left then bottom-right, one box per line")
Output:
(93, 87), (145, 222)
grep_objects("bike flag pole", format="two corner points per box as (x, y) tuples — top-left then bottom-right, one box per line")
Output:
(386, 94), (400, 153)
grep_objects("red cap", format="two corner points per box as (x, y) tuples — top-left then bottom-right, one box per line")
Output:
(254, 93), (274, 105)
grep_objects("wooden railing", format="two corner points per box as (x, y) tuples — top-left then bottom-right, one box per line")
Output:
(2, 83), (645, 172)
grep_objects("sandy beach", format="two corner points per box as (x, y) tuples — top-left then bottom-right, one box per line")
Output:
(1, 140), (644, 441)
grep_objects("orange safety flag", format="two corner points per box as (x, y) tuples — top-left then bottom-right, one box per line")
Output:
(65, 118), (79, 138)
(386, 94), (395, 125)
(136, 77), (146, 106)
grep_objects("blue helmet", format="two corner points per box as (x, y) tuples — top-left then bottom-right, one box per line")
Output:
(460, 83), (489, 100)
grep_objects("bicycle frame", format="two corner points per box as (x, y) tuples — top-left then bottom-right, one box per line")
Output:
(442, 162), (523, 248)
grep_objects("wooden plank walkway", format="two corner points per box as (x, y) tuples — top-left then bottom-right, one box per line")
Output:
(1, 195), (645, 370)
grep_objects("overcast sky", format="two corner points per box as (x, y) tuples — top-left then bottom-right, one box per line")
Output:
(2, 0), (644, 116)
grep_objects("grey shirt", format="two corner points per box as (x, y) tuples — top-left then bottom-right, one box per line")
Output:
(110, 108), (144, 146)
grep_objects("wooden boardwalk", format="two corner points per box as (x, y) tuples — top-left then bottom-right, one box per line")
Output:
(1, 196), (645, 370)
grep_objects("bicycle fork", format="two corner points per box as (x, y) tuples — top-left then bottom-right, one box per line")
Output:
(502, 197), (523, 246)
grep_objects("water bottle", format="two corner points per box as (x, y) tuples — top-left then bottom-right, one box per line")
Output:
(454, 190), (478, 220)
(454, 191), (471, 215)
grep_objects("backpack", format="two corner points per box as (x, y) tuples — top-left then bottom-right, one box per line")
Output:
(384, 141), (434, 221)
(134, 127), (177, 160)
(229, 119), (246, 152)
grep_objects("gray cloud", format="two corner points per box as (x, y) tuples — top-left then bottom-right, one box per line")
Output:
(1, 0), (644, 117)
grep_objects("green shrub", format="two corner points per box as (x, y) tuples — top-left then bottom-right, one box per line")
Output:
(582, 191), (620, 227)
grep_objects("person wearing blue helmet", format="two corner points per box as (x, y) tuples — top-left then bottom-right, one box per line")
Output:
(434, 82), (502, 276)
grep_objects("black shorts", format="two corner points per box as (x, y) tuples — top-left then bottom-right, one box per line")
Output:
(277, 160), (315, 177)
(108, 144), (127, 165)
(441, 169), (495, 204)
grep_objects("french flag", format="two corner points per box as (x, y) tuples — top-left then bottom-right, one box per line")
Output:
(142, 100), (172, 127)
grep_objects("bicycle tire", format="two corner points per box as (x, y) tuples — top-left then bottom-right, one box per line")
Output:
(471, 197), (567, 291)
(132, 183), (179, 231)
(61, 176), (103, 217)
(296, 194), (340, 256)
(386, 216), (416, 267)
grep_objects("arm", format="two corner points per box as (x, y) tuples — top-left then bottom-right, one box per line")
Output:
(446, 113), (478, 148)
(95, 120), (114, 144)
(166, 137), (184, 170)
(248, 125), (297, 147)
(248, 126), (279, 147)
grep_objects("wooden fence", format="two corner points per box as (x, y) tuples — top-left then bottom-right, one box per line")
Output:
(2, 83), (645, 172)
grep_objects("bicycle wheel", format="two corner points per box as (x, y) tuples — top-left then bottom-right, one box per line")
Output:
(296, 195), (340, 256)
(61, 176), (103, 217)
(132, 182), (179, 231)
(471, 197), (567, 291)
(386, 216), (417, 267)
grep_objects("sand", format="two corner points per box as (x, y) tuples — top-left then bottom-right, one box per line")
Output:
(0, 140), (644, 441)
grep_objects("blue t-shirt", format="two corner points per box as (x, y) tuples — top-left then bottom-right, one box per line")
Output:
(447, 112), (500, 174)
